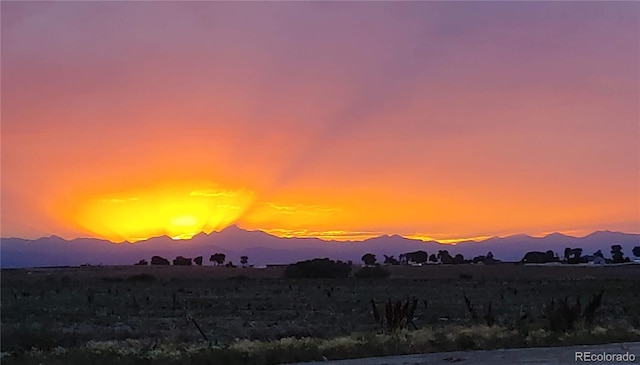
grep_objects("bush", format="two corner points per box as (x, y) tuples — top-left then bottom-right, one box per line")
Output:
(354, 266), (390, 279)
(150, 256), (170, 265)
(173, 256), (192, 266)
(284, 258), (352, 278)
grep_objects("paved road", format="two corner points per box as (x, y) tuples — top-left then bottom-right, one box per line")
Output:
(289, 342), (640, 365)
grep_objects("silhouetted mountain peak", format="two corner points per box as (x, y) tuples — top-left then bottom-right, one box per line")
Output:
(509, 233), (535, 239)
(192, 231), (209, 240)
(2, 229), (638, 268)
(587, 230), (614, 237)
(219, 224), (246, 234)
(543, 232), (575, 240)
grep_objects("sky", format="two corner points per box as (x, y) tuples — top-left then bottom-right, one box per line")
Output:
(1, 2), (639, 243)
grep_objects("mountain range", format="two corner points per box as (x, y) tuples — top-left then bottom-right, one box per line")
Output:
(1, 226), (638, 268)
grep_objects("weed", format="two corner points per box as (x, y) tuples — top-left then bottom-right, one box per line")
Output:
(583, 290), (604, 326)
(463, 292), (478, 321)
(371, 298), (418, 331)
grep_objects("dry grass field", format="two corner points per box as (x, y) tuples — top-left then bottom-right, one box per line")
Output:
(2, 264), (639, 364)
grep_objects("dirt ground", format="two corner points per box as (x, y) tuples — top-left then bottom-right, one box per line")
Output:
(293, 341), (640, 365)
(3, 262), (639, 283)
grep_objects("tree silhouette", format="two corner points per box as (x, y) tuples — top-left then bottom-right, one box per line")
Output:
(573, 248), (583, 261)
(633, 246), (640, 258)
(522, 250), (557, 264)
(209, 253), (226, 266)
(452, 253), (465, 264)
(429, 254), (438, 263)
(240, 255), (249, 267)
(194, 256), (203, 266)
(437, 250), (452, 264)
(151, 256), (170, 265)
(610, 245), (626, 263)
(383, 255), (400, 265)
(361, 253), (376, 266)
(284, 258), (351, 278)
(566, 248), (583, 264)
(173, 256), (192, 266)
(405, 250), (428, 264)
(472, 255), (485, 264)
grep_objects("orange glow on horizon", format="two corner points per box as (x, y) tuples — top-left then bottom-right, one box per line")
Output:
(260, 228), (383, 241)
(406, 234), (494, 245)
(51, 176), (640, 244)
(73, 183), (255, 242)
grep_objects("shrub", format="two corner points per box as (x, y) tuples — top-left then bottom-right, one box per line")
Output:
(150, 256), (170, 265)
(173, 256), (192, 266)
(354, 266), (390, 279)
(283, 258), (351, 278)
(545, 291), (605, 332)
(545, 297), (583, 332)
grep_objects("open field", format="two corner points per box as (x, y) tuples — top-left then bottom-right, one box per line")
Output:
(2, 264), (640, 364)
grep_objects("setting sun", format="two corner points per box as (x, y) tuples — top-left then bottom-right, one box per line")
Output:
(73, 184), (255, 242)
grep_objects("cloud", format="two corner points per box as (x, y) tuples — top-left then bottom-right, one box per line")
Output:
(264, 202), (341, 215)
(262, 228), (381, 241)
(406, 233), (493, 244)
(189, 189), (238, 198)
(216, 204), (240, 210)
(100, 197), (139, 204)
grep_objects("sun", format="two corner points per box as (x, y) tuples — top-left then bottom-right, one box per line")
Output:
(73, 183), (254, 242)
(168, 215), (200, 240)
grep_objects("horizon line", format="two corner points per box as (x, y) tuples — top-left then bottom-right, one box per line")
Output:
(2, 226), (638, 245)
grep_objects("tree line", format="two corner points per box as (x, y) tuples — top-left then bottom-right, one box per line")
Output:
(521, 245), (639, 264)
(133, 245), (639, 268)
(361, 250), (499, 266)
(134, 253), (249, 267)
(363, 245), (640, 266)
